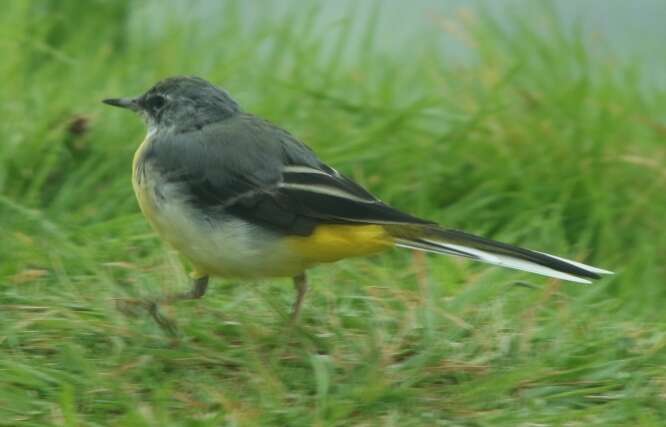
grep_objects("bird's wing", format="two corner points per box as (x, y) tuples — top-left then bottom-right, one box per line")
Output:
(146, 114), (433, 236)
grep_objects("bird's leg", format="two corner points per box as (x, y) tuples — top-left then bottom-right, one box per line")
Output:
(291, 272), (308, 321)
(159, 275), (209, 304)
(146, 275), (210, 334)
(116, 275), (209, 335)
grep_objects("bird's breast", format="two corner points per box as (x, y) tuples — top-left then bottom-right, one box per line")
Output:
(132, 134), (186, 247)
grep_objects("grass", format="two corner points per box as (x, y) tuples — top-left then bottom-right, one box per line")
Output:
(1, 1), (665, 425)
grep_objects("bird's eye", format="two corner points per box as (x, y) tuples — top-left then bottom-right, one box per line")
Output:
(146, 95), (166, 110)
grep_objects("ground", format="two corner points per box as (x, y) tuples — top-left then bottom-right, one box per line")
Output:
(1, 2), (665, 425)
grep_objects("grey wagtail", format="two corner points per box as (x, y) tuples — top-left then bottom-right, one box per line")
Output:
(103, 76), (612, 324)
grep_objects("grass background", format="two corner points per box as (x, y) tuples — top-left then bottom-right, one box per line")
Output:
(1, 1), (665, 425)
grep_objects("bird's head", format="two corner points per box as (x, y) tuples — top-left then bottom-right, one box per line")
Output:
(103, 76), (240, 133)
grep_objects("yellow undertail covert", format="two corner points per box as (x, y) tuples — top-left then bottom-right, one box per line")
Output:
(285, 224), (393, 263)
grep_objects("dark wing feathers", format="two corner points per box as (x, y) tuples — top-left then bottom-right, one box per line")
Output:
(147, 113), (431, 235)
(281, 169), (379, 202)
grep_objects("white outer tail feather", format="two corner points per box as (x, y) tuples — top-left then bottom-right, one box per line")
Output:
(395, 238), (613, 284)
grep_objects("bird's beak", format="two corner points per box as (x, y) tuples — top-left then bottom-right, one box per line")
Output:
(102, 97), (140, 111)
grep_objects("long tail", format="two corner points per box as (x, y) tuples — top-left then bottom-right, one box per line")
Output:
(390, 226), (613, 284)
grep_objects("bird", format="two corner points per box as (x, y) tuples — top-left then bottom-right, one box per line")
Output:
(102, 76), (612, 327)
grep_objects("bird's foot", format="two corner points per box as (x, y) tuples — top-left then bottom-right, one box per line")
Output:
(114, 297), (179, 336)
(114, 297), (149, 317)
(145, 300), (179, 336)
